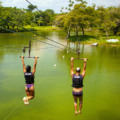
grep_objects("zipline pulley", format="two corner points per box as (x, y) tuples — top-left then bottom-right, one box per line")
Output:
(23, 40), (31, 57)
(69, 48), (88, 60)
(20, 40), (39, 58)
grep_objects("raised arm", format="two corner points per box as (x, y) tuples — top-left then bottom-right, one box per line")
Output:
(81, 58), (87, 77)
(32, 57), (37, 75)
(71, 57), (74, 77)
(21, 56), (26, 73)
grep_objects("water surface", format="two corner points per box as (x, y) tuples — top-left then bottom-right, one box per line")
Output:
(0, 31), (120, 120)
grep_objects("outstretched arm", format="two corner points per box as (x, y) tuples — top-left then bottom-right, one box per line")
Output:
(21, 56), (26, 73)
(71, 57), (74, 77)
(32, 57), (37, 75)
(81, 58), (87, 77)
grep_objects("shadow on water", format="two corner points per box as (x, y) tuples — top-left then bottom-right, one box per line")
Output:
(68, 35), (96, 42)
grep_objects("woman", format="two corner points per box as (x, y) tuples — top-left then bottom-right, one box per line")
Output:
(21, 56), (37, 105)
(71, 57), (87, 115)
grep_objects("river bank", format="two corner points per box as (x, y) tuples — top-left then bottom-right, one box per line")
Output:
(0, 26), (60, 33)
(25, 25), (60, 31)
(68, 31), (120, 46)
(0, 26), (120, 46)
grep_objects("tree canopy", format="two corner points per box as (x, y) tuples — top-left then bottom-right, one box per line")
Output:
(0, 0), (120, 39)
(55, 0), (120, 39)
(0, 3), (56, 32)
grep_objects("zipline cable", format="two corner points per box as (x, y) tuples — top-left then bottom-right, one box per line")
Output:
(26, 0), (42, 12)
(0, 26), (68, 51)
(0, 46), (23, 50)
(0, 17), (76, 53)
(25, 0), (78, 53)
(0, 45), (57, 51)
(25, 0), (71, 47)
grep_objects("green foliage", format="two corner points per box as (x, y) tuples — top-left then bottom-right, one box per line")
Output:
(0, 1), (2, 7)
(55, 1), (120, 40)
(0, 0), (120, 39)
(96, 7), (118, 39)
(0, 4), (56, 32)
(31, 23), (36, 27)
(69, 3), (73, 7)
(45, 9), (55, 15)
(27, 4), (37, 12)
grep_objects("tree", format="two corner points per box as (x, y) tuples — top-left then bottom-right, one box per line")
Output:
(63, 13), (73, 38)
(97, 6), (117, 39)
(12, 8), (26, 30)
(0, 1), (2, 7)
(59, 0), (88, 38)
(1, 7), (13, 29)
(42, 11), (51, 26)
(27, 4), (37, 12)
(45, 9), (54, 15)
(25, 11), (34, 25)
(109, 6), (120, 35)
(44, 9), (56, 26)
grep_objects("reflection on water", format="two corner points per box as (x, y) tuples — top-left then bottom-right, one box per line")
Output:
(0, 31), (120, 120)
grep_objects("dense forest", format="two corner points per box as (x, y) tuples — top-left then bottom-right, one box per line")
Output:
(0, 1), (56, 31)
(0, 0), (120, 39)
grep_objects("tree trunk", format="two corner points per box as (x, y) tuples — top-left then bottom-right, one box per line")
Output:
(7, 25), (9, 29)
(67, 24), (71, 39)
(82, 26), (84, 36)
(106, 31), (109, 40)
(67, 30), (70, 38)
(76, 27), (78, 37)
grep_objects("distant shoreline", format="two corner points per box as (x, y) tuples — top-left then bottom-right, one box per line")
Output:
(67, 31), (120, 47)
(0, 27), (120, 46)
(0, 26), (60, 33)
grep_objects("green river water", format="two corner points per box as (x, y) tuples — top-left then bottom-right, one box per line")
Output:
(0, 31), (120, 120)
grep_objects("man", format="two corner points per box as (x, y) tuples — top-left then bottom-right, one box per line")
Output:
(71, 57), (87, 115)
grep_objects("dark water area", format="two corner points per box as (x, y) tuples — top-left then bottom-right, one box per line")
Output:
(0, 31), (120, 120)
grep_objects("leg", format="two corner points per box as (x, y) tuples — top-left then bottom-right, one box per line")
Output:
(26, 85), (34, 100)
(73, 96), (78, 115)
(25, 86), (30, 96)
(23, 86), (30, 105)
(78, 95), (83, 114)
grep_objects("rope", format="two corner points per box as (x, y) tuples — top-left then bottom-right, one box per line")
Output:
(0, 46), (22, 50)
(26, 0), (42, 13)
(0, 26), (66, 51)
(0, 17), (76, 53)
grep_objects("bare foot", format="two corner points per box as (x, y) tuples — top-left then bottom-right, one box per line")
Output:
(75, 111), (78, 116)
(78, 110), (81, 114)
(23, 97), (29, 105)
(24, 100), (29, 105)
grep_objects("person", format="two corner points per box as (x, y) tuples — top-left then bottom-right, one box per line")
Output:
(21, 56), (37, 105)
(71, 57), (87, 115)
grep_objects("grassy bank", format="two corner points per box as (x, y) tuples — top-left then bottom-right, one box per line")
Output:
(0, 26), (60, 33)
(68, 31), (120, 46)
(24, 25), (60, 31)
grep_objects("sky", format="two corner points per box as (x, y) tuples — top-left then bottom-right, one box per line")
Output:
(0, 0), (120, 13)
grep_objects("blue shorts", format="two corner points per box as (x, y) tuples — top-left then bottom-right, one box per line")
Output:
(72, 91), (83, 96)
